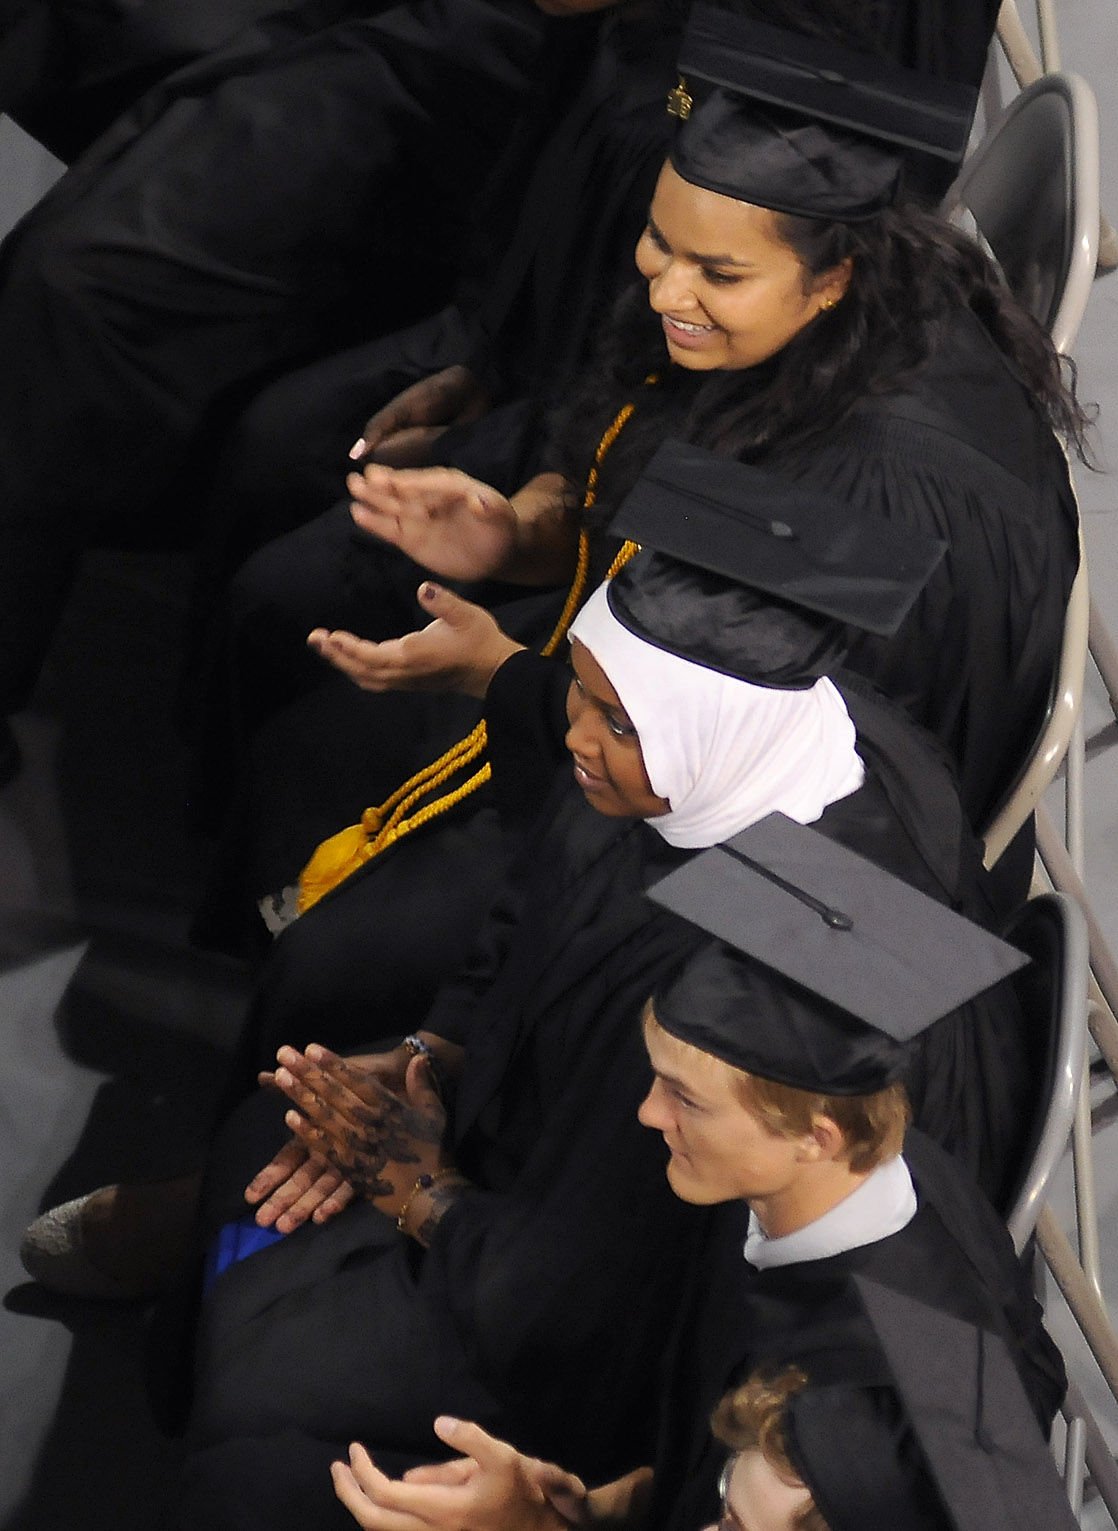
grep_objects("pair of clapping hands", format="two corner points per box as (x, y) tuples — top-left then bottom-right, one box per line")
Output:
(245, 1041), (454, 1236)
(331, 1422), (653, 1531)
(308, 365), (528, 700)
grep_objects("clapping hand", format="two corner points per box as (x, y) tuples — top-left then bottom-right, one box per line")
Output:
(271, 1044), (450, 1216)
(347, 462), (518, 583)
(332, 1418), (587, 1531)
(307, 581), (523, 698)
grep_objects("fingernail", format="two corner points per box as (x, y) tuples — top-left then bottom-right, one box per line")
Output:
(285, 1109), (299, 1127)
(348, 438), (366, 459)
(275, 1067), (291, 1086)
(435, 1415), (461, 1434)
(420, 582), (439, 600)
(306, 1044), (323, 1062)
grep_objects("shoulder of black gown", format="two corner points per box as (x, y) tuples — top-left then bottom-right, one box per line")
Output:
(765, 310), (1079, 829)
(827, 672), (991, 919)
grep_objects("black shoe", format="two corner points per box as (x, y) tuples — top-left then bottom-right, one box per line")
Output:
(0, 719), (21, 788)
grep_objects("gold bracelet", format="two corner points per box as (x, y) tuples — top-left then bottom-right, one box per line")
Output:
(396, 1166), (464, 1235)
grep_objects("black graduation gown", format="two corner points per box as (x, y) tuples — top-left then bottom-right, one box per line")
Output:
(181, 674), (1027, 1524)
(182, 792), (712, 1528)
(0, 0), (584, 714)
(646, 1129), (1067, 1531)
(761, 309), (1079, 836)
(184, 1), (680, 821)
(0, 0), (379, 162)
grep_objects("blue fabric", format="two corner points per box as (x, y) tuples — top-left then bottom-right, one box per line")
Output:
(202, 1214), (285, 1295)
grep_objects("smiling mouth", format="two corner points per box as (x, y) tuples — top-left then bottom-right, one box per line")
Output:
(573, 760), (608, 792)
(662, 315), (718, 336)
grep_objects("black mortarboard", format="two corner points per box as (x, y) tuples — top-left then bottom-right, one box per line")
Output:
(782, 1276), (1079, 1531)
(606, 439), (945, 689)
(648, 812), (1027, 1092)
(669, 8), (977, 219)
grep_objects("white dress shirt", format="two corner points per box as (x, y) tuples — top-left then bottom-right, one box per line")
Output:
(743, 1154), (917, 1271)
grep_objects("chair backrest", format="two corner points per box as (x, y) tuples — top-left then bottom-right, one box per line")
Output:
(947, 76), (1097, 865)
(981, 517), (1088, 869)
(998, 892), (1088, 1253)
(944, 71), (1100, 355)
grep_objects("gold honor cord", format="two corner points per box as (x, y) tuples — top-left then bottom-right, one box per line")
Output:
(296, 395), (648, 913)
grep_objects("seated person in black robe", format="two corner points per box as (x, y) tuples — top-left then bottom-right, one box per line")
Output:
(166, 523), (1035, 1524)
(202, 0), (997, 585)
(0, 0), (371, 161)
(328, 825), (1068, 1531)
(209, 14), (1081, 1001)
(0, 0), (608, 774)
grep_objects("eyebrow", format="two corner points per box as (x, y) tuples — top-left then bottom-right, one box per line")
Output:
(649, 1062), (707, 1100)
(570, 670), (636, 729)
(647, 213), (757, 269)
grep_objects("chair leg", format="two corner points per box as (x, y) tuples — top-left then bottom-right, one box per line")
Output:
(1035, 0), (1061, 70)
(1037, 1206), (1118, 1403)
(1036, 805), (1118, 1087)
(1063, 1378), (1118, 1523)
(1088, 599), (1118, 720)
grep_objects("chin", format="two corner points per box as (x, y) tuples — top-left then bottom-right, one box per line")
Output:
(665, 1157), (718, 1205)
(665, 342), (722, 372)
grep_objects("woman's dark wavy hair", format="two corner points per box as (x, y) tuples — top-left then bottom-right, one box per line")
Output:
(551, 197), (1093, 526)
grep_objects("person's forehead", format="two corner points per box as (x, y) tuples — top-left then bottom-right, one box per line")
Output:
(570, 638), (626, 711)
(726, 1449), (813, 1531)
(650, 163), (788, 254)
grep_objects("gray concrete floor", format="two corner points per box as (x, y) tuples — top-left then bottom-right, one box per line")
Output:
(2, 4), (1118, 1526)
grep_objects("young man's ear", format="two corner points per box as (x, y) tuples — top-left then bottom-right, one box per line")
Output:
(801, 1114), (846, 1165)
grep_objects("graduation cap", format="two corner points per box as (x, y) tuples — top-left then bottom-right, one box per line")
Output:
(606, 439), (945, 688)
(668, 8), (978, 219)
(781, 1276), (1080, 1531)
(648, 812), (1027, 1093)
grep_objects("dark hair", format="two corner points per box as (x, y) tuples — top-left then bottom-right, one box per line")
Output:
(550, 198), (1092, 526)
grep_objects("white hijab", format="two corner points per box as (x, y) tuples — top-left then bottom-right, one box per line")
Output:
(568, 583), (865, 849)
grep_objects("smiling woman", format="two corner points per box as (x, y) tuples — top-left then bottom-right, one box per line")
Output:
(565, 640), (670, 819)
(635, 171), (850, 373)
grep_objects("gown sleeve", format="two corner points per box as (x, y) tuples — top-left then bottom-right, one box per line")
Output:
(419, 913), (708, 1483)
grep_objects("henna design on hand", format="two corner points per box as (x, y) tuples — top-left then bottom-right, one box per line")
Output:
(283, 1057), (446, 1203)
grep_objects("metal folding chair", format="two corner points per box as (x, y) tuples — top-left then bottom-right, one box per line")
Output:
(995, 895), (1118, 1523)
(994, 0), (1118, 272)
(1001, 893), (1088, 1253)
(950, 68), (1118, 1517)
(980, 546), (1088, 873)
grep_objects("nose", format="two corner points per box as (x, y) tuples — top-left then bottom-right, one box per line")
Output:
(565, 689), (600, 764)
(647, 257), (696, 315)
(637, 1079), (668, 1130)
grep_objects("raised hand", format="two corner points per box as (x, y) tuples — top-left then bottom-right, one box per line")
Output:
(346, 462), (518, 582)
(351, 366), (490, 470)
(307, 581), (523, 698)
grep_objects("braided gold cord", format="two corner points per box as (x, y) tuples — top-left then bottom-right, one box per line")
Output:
(306, 387), (651, 891)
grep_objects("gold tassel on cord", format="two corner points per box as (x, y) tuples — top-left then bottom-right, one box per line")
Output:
(296, 390), (649, 913)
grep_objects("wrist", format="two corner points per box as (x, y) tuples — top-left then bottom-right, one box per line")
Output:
(474, 635), (526, 700)
(397, 1167), (471, 1244)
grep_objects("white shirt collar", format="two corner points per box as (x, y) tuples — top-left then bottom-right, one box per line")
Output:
(743, 1155), (916, 1271)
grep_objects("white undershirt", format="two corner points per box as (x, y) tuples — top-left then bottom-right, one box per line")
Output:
(743, 1154), (917, 1271)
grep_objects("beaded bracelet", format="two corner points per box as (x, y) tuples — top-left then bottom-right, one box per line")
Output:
(396, 1166), (464, 1235)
